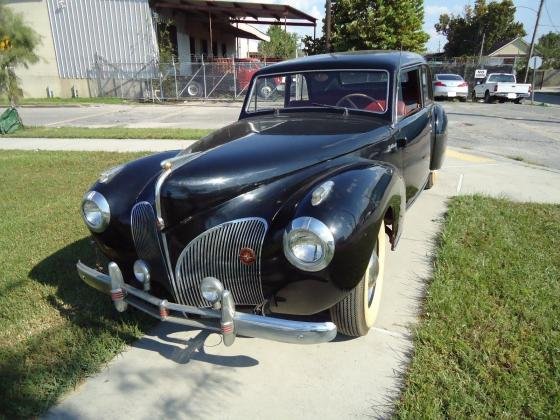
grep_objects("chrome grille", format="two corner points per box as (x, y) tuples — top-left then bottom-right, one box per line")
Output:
(174, 218), (267, 307)
(130, 202), (161, 261)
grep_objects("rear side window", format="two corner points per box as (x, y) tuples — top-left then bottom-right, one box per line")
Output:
(487, 74), (515, 83)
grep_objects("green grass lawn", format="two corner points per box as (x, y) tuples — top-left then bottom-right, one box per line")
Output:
(0, 151), (156, 418)
(396, 195), (560, 418)
(1, 126), (212, 140)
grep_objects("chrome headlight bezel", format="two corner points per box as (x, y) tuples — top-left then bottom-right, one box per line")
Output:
(283, 216), (335, 272)
(81, 191), (111, 233)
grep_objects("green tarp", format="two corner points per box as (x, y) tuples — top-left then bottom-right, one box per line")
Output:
(0, 107), (23, 134)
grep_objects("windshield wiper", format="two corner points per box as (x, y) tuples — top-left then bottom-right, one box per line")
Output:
(310, 103), (350, 115)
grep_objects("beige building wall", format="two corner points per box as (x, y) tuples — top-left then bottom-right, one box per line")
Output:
(7, 0), (89, 98)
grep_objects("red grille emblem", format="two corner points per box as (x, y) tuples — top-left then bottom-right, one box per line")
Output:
(239, 247), (256, 265)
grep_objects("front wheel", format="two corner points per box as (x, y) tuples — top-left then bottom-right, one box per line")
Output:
(484, 90), (493, 103)
(514, 98), (523, 104)
(330, 220), (386, 337)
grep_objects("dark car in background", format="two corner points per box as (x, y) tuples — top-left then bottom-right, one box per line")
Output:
(77, 51), (448, 348)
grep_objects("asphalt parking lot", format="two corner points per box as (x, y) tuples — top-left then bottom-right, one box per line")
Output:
(12, 101), (560, 170)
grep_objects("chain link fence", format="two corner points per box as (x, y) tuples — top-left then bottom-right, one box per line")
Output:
(87, 56), (281, 102)
(84, 56), (523, 102)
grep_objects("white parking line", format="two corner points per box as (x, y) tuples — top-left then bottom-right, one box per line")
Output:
(44, 108), (126, 126)
(456, 174), (464, 194)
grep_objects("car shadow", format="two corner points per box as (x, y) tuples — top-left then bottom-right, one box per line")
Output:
(29, 238), (258, 368)
(134, 322), (259, 367)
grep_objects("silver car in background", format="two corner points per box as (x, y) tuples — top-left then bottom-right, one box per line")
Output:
(433, 74), (468, 101)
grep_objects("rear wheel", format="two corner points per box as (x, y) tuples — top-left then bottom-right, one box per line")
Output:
(330, 221), (386, 337)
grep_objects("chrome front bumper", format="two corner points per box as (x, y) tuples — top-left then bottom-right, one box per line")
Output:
(76, 261), (337, 346)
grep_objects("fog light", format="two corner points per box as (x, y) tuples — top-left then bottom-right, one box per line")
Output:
(200, 277), (224, 304)
(133, 260), (150, 291)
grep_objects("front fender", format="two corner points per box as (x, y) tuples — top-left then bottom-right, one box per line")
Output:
(293, 161), (405, 291)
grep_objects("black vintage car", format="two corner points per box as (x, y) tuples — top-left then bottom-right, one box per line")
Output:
(78, 51), (447, 346)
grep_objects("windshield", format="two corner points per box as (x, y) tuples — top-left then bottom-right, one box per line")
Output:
(245, 70), (390, 114)
(437, 74), (463, 81)
(487, 74), (515, 83)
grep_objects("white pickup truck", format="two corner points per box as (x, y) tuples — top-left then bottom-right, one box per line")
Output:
(473, 73), (531, 104)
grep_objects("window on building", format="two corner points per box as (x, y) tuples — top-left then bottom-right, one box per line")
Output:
(212, 41), (218, 57)
(221, 43), (227, 57)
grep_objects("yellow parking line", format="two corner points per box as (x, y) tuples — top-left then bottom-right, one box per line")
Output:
(446, 149), (494, 163)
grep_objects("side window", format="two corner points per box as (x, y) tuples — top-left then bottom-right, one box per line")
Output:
(397, 67), (422, 119)
(421, 66), (432, 105)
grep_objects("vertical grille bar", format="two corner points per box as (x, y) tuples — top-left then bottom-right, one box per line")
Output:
(174, 218), (268, 307)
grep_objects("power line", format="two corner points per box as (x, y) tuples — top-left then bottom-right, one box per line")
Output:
(544, 1), (560, 33)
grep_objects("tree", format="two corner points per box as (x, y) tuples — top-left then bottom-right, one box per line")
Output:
(329, 0), (429, 53)
(258, 26), (299, 59)
(302, 0), (429, 55)
(0, 3), (41, 104)
(536, 32), (560, 69)
(435, 0), (525, 57)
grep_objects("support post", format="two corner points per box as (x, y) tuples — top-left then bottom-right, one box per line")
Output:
(524, 0), (544, 83)
(172, 56), (178, 100)
(232, 56), (237, 99)
(202, 55), (207, 98)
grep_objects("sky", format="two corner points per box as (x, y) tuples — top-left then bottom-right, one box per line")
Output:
(238, 0), (560, 53)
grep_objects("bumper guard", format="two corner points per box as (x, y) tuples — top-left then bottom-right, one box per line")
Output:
(77, 261), (337, 346)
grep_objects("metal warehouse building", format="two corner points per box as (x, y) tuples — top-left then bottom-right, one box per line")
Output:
(6, 0), (316, 99)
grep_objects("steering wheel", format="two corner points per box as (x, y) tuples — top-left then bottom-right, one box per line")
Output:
(336, 93), (381, 110)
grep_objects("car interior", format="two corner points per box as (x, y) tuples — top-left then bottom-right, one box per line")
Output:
(248, 68), (426, 118)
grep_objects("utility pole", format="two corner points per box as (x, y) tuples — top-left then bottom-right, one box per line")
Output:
(478, 32), (486, 66)
(524, 0), (544, 83)
(325, 0), (332, 52)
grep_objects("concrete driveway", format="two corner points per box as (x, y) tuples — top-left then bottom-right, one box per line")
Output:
(42, 148), (560, 419)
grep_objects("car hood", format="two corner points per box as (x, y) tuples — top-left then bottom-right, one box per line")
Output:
(158, 113), (391, 228)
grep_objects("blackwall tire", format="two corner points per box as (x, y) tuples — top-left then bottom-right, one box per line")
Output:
(484, 90), (491, 103)
(330, 221), (386, 337)
(186, 81), (203, 97)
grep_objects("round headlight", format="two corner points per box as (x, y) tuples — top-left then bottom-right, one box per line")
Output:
(283, 217), (335, 272)
(133, 260), (151, 284)
(81, 191), (110, 233)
